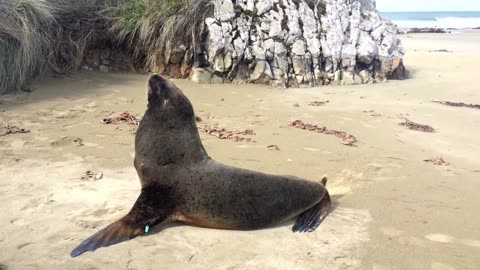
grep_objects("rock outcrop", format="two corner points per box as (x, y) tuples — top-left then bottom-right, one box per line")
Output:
(78, 0), (406, 88)
(187, 0), (406, 87)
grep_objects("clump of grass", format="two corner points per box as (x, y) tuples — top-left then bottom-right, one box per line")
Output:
(0, 0), (100, 94)
(0, 0), (214, 94)
(105, 0), (213, 71)
(47, 1), (101, 74)
(0, 0), (55, 94)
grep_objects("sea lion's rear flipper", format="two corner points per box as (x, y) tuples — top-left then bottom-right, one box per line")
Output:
(292, 192), (331, 233)
(70, 188), (171, 257)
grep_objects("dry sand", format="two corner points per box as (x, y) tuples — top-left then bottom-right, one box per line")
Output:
(1, 30), (480, 270)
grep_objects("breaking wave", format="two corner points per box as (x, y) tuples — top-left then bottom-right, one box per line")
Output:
(392, 17), (480, 29)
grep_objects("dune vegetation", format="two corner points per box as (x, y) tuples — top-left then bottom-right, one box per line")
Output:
(0, 0), (213, 94)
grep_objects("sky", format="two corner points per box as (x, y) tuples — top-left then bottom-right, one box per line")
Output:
(376, 0), (480, 12)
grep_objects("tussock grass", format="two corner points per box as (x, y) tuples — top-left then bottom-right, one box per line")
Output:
(0, 0), (214, 94)
(105, 0), (213, 71)
(0, 0), (55, 94)
(47, 1), (100, 74)
(0, 0), (99, 94)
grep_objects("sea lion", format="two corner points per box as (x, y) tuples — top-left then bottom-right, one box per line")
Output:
(70, 74), (332, 257)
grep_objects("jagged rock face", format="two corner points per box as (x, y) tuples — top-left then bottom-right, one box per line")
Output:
(189, 0), (406, 87)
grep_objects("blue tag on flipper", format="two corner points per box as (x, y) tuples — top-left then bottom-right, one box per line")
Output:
(145, 225), (150, 234)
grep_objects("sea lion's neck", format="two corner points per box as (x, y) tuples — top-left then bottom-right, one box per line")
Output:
(134, 110), (209, 171)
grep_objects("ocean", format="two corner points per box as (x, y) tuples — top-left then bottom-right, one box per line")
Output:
(380, 11), (480, 29)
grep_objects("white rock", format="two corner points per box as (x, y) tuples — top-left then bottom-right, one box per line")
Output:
(299, 1), (321, 56)
(191, 68), (212, 84)
(256, 0), (272, 16)
(200, 0), (405, 88)
(269, 21), (283, 38)
(264, 39), (275, 52)
(213, 54), (225, 72)
(207, 22), (224, 62)
(218, 0), (235, 21)
(224, 52), (233, 70)
(274, 42), (286, 54)
(253, 44), (265, 60)
(357, 31), (377, 65)
(246, 0), (255, 12)
(292, 40), (306, 56)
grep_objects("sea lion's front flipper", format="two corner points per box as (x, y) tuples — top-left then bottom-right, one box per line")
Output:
(70, 187), (172, 257)
(70, 216), (144, 257)
(292, 191), (332, 233)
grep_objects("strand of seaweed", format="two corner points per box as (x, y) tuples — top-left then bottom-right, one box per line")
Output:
(289, 120), (357, 146)
(197, 124), (256, 143)
(432, 101), (480, 110)
(102, 112), (140, 126)
(308, 100), (330, 107)
(424, 157), (450, 166)
(399, 119), (435, 133)
(0, 124), (30, 136)
(195, 115), (256, 143)
(101, 112), (256, 143)
(102, 112), (141, 133)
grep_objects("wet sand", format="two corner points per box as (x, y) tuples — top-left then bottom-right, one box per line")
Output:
(1, 30), (480, 269)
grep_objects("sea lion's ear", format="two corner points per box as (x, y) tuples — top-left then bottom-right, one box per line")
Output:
(147, 73), (170, 99)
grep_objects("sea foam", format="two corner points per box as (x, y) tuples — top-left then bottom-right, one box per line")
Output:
(392, 17), (480, 29)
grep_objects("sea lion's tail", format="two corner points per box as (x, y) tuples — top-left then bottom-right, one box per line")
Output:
(320, 176), (328, 187)
(70, 188), (171, 257)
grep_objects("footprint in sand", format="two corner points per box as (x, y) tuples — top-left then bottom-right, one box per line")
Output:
(67, 216), (102, 229)
(10, 218), (27, 226)
(367, 162), (404, 181)
(85, 101), (98, 109)
(63, 234), (79, 241)
(50, 136), (84, 147)
(17, 242), (32, 250)
(54, 110), (82, 120)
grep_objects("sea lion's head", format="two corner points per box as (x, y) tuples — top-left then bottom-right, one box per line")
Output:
(146, 74), (194, 121)
(134, 74), (208, 177)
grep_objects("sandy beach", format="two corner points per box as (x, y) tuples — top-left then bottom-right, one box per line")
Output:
(1, 30), (480, 270)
